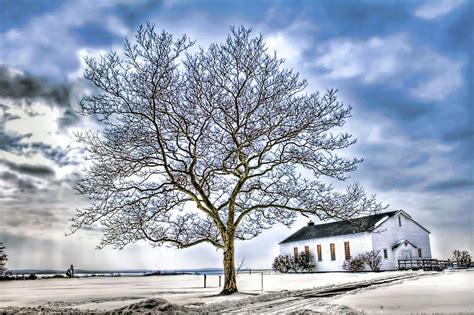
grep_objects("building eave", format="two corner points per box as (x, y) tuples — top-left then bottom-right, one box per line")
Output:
(392, 239), (418, 250)
(279, 231), (371, 245)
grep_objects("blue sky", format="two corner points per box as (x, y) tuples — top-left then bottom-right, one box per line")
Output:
(0, 0), (472, 270)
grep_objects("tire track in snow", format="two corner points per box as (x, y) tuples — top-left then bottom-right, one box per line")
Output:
(214, 272), (432, 313)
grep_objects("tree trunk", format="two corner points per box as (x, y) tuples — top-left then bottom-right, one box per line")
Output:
(221, 234), (237, 295)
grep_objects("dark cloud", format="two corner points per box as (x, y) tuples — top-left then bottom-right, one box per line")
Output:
(0, 171), (18, 181)
(0, 106), (79, 166)
(1, 215), (24, 228)
(376, 175), (427, 192)
(35, 143), (81, 166)
(446, 1), (474, 51)
(0, 66), (71, 105)
(313, 1), (413, 38)
(15, 178), (39, 192)
(442, 124), (474, 142)
(351, 85), (432, 122)
(0, 133), (80, 167)
(57, 171), (83, 186)
(0, 159), (55, 178)
(112, 0), (162, 26)
(3, 112), (21, 121)
(0, 0), (64, 32)
(0, 130), (32, 152)
(81, 225), (105, 233)
(0, 104), (20, 121)
(425, 179), (474, 192)
(0, 169), (40, 194)
(72, 22), (121, 46)
(350, 125), (443, 193)
(0, 69), (82, 167)
(0, 128), (80, 166)
(57, 108), (80, 129)
(0, 66), (81, 129)
(0, 104), (33, 152)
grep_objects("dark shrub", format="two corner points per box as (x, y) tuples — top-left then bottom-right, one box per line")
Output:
(272, 252), (314, 273)
(360, 250), (382, 271)
(343, 255), (365, 272)
(296, 251), (314, 272)
(272, 255), (291, 273)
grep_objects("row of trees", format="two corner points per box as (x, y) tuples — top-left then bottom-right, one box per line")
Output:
(453, 250), (471, 268)
(0, 242), (7, 275)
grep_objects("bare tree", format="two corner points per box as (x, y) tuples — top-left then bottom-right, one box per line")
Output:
(71, 24), (383, 294)
(453, 250), (472, 268)
(360, 250), (382, 271)
(0, 242), (7, 274)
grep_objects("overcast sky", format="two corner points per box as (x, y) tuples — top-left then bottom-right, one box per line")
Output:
(0, 0), (472, 271)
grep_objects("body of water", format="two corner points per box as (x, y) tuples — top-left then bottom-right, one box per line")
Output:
(9, 268), (260, 277)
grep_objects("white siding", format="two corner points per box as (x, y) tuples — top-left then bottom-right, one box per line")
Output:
(279, 232), (373, 271)
(371, 212), (432, 270)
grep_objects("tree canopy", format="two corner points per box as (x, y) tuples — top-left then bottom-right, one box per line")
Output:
(71, 25), (383, 294)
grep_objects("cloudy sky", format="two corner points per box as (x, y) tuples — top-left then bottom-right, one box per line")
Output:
(0, 0), (472, 271)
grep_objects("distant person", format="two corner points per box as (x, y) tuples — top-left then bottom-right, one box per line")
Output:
(70, 264), (75, 277)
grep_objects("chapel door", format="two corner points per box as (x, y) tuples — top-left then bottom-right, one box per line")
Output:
(401, 250), (412, 259)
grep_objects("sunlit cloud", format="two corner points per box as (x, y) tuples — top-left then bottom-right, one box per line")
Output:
(313, 34), (464, 101)
(414, 0), (465, 20)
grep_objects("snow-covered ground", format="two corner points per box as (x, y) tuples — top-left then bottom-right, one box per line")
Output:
(0, 270), (412, 310)
(324, 269), (474, 313)
(0, 270), (472, 313)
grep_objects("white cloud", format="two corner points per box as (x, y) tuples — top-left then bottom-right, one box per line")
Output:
(259, 21), (328, 92)
(410, 56), (463, 101)
(315, 34), (411, 83)
(414, 0), (465, 19)
(314, 34), (464, 101)
(0, 0), (131, 79)
(348, 113), (456, 185)
(104, 15), (131, 37)
(264, 21), (316, 66)
(68, 47), (111, 80)
(266, 33), (302, 64)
